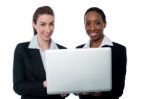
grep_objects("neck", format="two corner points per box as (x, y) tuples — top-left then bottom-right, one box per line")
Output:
(90, 35), (104, 48)
(38, 38), (51, 50)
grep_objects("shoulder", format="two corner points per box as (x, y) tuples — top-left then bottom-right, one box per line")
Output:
(15, 42), (30, 52)
(15, 42), (30, 49)
(111, 42), (127, 59)
(76, 44), (85, 48)
(14, 42), (30, 57)
(112, 42), (126, 51)
(56, 43), (67, 49)
(113, 42), (126, 48)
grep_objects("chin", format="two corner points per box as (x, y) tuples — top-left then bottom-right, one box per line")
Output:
(43, 37), (51, 41)
(91, 37), (100, 41)
(90, 36), (97, 40)
(44, 35), (51, 39)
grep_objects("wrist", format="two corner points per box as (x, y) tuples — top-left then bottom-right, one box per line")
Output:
(43, 81), (47, 88)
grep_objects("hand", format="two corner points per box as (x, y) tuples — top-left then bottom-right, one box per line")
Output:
(91, 92), (101, 96)
(78, 92), (101, 96)
(79, 92), (91, 95)
(60, 93), (69, 97)
(43, 80), (47, 88)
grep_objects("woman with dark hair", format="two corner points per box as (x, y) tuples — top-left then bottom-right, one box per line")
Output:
(13, 6), (67, 99)
(77, 7), (127, 99)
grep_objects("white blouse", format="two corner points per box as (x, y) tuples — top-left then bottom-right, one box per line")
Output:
(83, 36), (113, 48)
(28, 35), (59, 70)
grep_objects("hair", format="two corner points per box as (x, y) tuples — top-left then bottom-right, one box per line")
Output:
(84, 7), (106, 23)
(32, 6), (55, 35)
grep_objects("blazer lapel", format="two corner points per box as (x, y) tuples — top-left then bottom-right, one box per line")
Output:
(28, 49), (46, 80)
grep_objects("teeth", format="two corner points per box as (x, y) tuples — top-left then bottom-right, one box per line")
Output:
(44, 34), (50, 37)
(91, 33), (97, 36)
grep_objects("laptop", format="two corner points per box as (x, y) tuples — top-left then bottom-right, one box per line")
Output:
(45, 48), (112, 94)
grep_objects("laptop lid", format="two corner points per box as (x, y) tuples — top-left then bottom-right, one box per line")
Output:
(45, 48), (112, 94)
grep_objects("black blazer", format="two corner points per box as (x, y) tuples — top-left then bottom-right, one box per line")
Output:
(77, 42), (127, 99)
(13, 42), (66, 99)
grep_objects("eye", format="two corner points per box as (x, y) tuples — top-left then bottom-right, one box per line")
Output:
(40, 23), (46, 26)
(49, 22), (54, 26)
(85, 22), (90, 26)
(96, 21), (101, 25)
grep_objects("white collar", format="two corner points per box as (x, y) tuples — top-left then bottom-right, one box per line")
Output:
(83, 36), (113, 48)
(28, 35), (58, 49)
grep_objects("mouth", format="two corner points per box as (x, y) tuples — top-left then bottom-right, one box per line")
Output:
(89, 32), (97, 37)
(44, 33), (51, 37)
(42, 34), (51, 39)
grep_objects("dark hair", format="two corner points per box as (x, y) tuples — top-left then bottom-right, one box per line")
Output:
(32, 6), (55, 35)
(84, 7), (106, 23)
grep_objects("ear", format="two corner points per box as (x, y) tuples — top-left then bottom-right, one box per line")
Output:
(32, 22), (36, 29)
(104, 22), (107, 28)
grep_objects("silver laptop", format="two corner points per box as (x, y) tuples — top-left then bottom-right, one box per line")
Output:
(45, 48), (112, 95)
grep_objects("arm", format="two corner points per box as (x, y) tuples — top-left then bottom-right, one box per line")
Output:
(101, 45), (127, 98)
(114, 46), (127, 97)
(13, 44), (47, 96)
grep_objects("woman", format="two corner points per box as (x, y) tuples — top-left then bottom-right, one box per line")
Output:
(13, 6), (67, 99)
(77, 7), (127, 99)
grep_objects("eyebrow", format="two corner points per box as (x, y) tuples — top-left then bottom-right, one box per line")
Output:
(85, 19), (101, 22)
(39, 22), (46, 24)
(39, 21), (54, 24)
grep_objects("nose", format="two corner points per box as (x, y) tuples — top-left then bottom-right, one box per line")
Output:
(89, 23), (95, 31)
(46, 26), (52, 33)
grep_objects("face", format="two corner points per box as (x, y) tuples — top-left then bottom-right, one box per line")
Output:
(85, 11), (106, 41)
(33, 14), (54, 42)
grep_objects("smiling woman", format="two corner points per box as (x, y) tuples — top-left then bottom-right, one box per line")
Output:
(32, 6), (55, 50)
(84, 7), (106, 48)
(12, 6), (67, 99)
(76, 7), (127, 99)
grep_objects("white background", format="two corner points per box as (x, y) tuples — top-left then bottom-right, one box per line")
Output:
(0, 0), (150, 99)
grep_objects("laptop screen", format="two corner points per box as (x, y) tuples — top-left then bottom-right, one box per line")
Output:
(45, 48), (112, 94)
